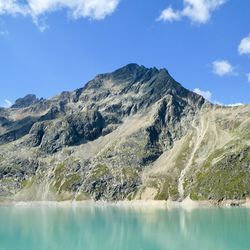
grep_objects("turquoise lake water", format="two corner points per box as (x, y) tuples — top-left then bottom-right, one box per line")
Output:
(0, 205), (250, 250)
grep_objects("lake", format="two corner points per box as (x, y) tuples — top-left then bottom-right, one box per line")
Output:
(0, 204), (250, 250)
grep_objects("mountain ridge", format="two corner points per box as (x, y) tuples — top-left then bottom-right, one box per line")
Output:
(0, 64), (249, 202)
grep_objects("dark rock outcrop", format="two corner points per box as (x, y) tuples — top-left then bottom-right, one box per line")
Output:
(11, 94), (41, 109)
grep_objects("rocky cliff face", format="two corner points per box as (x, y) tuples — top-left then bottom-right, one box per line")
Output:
(0, 64), (249, 202)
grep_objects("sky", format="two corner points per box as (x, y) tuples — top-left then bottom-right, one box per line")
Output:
(0, 0), (250, 107)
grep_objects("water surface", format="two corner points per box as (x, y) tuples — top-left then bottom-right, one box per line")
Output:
(0, 204), (250, 250)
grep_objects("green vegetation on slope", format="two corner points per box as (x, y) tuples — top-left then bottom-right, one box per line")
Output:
(188, 146), (250, 200)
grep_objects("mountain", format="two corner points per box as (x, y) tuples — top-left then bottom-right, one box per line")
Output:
(0, 64), (249, 202)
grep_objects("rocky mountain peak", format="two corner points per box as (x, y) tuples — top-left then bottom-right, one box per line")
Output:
(11, 94), (41, 109)
(86, 64), (168, 88)
(106, 63), (169, 84)
(80, 64), (198, 104)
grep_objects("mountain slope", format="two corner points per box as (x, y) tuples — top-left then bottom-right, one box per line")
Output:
(0, 64), (249, 202)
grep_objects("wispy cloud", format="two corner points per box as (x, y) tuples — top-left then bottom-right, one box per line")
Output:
(158, 0), (227, 24)
(193, 88), (244, 106)
(212, 60), (235, 76)
(157, 7), (181, 22)
(227, 103), (244, 107)
(193, 88), (212, 101)
(194, 87), (223, 104)
(238, 34), (250, 55)
(0, 0), (120, 31)
(1, 99), (12, 108)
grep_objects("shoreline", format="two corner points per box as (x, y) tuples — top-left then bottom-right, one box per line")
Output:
(0, 197), (250, 209)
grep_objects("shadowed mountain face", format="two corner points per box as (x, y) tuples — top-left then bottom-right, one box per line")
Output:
(11, 94), (42, 109)
(0, 64), (249, 202)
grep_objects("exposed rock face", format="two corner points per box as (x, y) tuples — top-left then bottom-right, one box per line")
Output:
(0, 64), (249, 202)
(28, 110), (106, 153)
(11, 94), (41, 109)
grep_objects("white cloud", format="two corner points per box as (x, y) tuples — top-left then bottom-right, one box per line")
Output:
(157, 7), (181, 22)
(1, 99), (12, 108)
(0, 0), (120, 30)
(0, 0), (27, 16)
(27, 0), (120, 20)
(158, 0), (226, 24)
(193, 88), (223, 105)
(227, 103), (244, 107)
(212, 60), (234, 76)
(193, 88), (212, 101)
(193, 88), (245, 106)
(239, 34), (250, 55)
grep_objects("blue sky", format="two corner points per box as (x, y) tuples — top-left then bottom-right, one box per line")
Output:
(0, 0), (249, 107)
